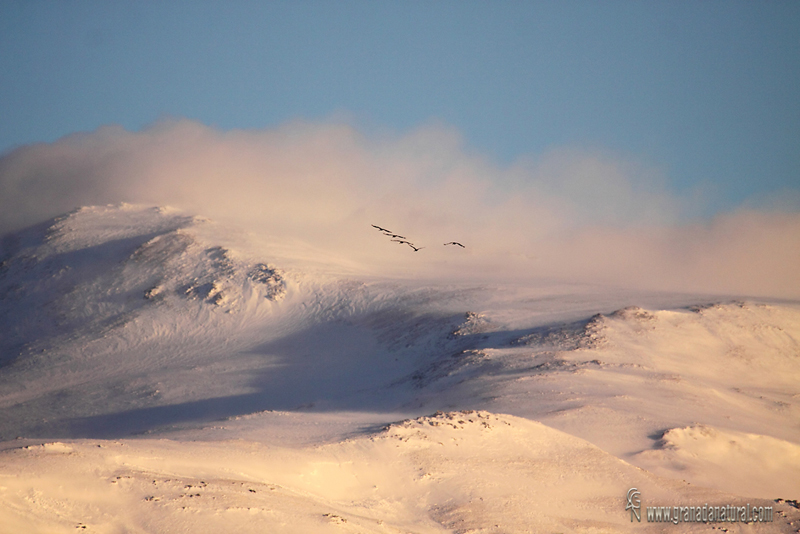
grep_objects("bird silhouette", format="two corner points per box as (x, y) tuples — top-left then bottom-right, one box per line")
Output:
(372, 224), (426, 252)
(444, 242), (465, 248)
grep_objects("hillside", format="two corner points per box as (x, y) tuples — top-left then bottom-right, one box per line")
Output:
(0, 204), (798, 532)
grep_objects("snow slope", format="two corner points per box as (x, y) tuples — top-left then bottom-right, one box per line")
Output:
(2, 412), (796, 534)
(0, 204), (798, 532)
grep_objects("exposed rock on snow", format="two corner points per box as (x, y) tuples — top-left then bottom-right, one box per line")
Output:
(449, 311), (494, 338)
(511, 312), (609, 351)
(248, 262), (286, 301)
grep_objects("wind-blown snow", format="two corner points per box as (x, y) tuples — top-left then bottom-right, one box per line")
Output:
(0, 204), (798, 532)
(1, 120), (799, 297)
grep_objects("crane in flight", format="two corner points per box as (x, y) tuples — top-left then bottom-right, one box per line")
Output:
(373, 224), (462, 253)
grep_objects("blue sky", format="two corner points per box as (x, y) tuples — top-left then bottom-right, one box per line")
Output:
(1, 1), (798, 216)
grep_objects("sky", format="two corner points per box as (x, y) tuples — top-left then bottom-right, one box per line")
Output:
(1, 1), (798, 212)
(0, 1), (798, 296)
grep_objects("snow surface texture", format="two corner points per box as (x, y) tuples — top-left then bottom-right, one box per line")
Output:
(0, 204), (798, 533)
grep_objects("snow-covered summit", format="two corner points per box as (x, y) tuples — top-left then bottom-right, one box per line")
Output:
(0, 204), (799, 531)
(0, 204), (287, 357)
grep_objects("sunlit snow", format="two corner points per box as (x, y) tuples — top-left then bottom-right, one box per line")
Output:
(0, 204), (798, 532)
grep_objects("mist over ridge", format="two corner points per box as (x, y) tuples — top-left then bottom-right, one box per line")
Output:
(0, 118), (797, 297)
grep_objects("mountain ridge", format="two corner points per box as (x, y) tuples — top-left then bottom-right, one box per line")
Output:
(0, 204), (798, 532)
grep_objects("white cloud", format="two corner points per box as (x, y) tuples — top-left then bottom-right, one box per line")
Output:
(0, 118), (797, 297)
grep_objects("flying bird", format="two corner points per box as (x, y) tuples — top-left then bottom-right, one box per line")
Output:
(444, 242), (465, 248)
(372, 224), (423, 252)
(392, 238), (423, 251)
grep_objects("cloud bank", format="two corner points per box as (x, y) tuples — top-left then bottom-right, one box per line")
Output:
(0, 118), (797, 297)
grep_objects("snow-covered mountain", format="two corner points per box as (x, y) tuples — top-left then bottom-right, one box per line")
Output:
(1, 204), (798, 532)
